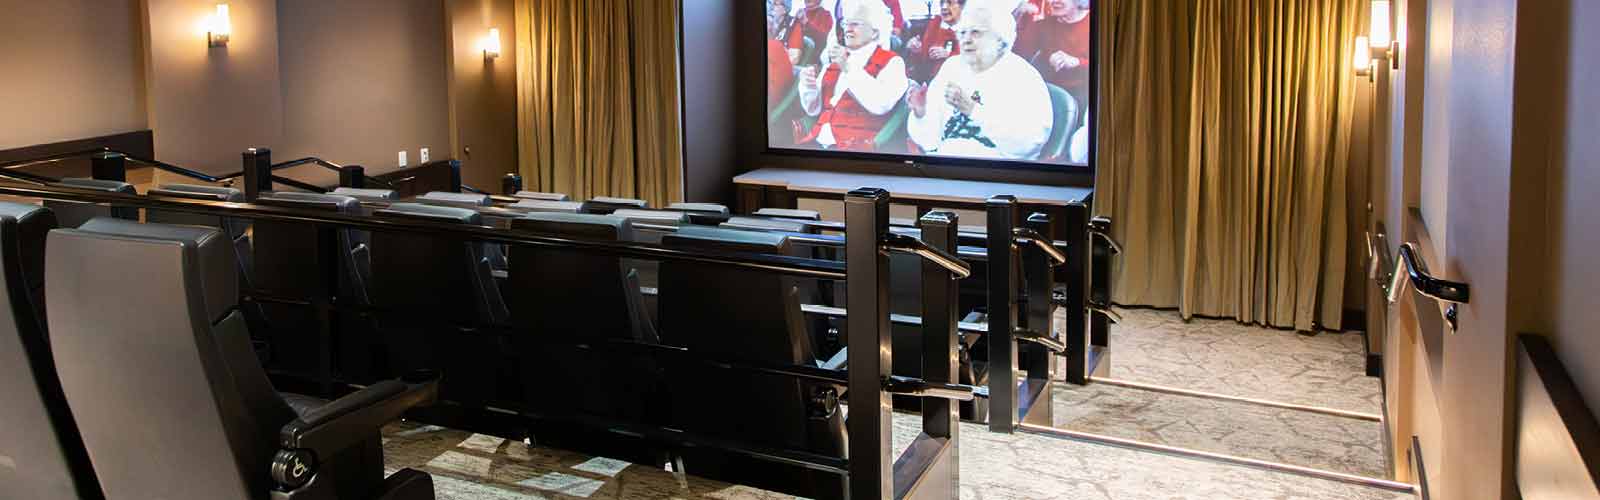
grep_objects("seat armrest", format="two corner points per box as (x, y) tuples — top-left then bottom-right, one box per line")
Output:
(279, 372), (440, 462)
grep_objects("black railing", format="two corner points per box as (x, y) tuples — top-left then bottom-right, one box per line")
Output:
(0, 178), (968, 499)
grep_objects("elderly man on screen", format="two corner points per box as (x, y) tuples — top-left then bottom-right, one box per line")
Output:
(906, 5), (1052, 161)
(794, 0), (910, 152)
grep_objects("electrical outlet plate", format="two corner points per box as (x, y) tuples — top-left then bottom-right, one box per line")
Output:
(398, 151), (408, 167)
(420, 148), (430, 163)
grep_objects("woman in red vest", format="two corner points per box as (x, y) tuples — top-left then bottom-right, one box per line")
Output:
(905, 0), (966, 83)
(794, 0), (910, 152)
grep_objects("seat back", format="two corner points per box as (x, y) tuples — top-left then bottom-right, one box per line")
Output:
(509, 213), (658, 420)
(415, 191), (491, 209)
(252, 193), (383, 381)
(657, 227), (843, 497)
(368, 203), (507, 404)
(42, 178), (137, 228)
(1042, 83), (1080, 161)
(751, 208), (821, 221)
(582, 196), (648, 214)
(664, 202), (729, 215)
(0, 203), (100, 500)
(47, 218), (296, 499)
(145, 184), (250, 235)
(513, 191), (569, 201)
(511, 199), (585, 213)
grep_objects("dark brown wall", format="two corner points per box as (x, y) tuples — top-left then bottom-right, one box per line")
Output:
(680, 0), (747, 204)
(445, 0), (519, 193)
(276, 0), (451, 173)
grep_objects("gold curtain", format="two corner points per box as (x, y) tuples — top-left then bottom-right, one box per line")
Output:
(1096, 0), (1364, 331)
(514, 0), (684, 206)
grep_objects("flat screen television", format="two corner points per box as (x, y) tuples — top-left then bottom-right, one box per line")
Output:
(763, 0), (1093, 171)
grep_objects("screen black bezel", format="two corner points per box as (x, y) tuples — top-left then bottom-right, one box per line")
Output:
(760, 0), (1097, 176)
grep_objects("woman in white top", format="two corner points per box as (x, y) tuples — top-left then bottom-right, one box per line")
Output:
(906, 4), (1053, 161)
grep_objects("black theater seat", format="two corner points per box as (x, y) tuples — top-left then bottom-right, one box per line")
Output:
(752, 207), (822, 221)
(146, 184), (269, 335)
(253, 192), (384, 383)
(657, 227), (845, 500)
(415, 191), (491, 209)
(664, 202), (729, 215)
(513, 191), (569, 201)
(45, 218), (437, 500)
(368, 203), (508, 406)
(0, 203), (100, 499)
(331, 187), (399, 207)
(508, 213), (663, 458)
(510, 199), (584, 213)
(42, 178), (137, 228)
(582, 196), (648, 214)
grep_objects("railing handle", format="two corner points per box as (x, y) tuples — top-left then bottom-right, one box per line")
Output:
(882, 376), (977, 401)
(1013, 227), (1068, 265)
(1014, 328), (1067, 353)
(881, 232), (972, 279)
(1388, 242), (1470, 331)
(1089, 216), (1123, 255)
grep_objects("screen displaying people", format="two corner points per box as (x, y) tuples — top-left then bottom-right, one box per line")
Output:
(767, 0), (1091, 166)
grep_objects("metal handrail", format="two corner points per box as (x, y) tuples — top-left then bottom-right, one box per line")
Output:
(123, 154), (228, 183)
(1389, 243), (1470, 305)
(882, 232), (973, 279)
(1013, 227), (1068, 265)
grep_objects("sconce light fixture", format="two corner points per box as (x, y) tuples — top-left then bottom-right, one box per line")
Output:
(1368, 0), (1399, 69)
(208, 3), (231, 48)
(1354, 36), (1374, 82)
(482, 28), (502, 60)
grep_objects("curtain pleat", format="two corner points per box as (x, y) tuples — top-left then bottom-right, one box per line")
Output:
(1097, 0), (1363, 331)
(514, 0), (683, 206)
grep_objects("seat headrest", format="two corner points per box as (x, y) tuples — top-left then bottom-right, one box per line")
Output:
(511, 199), (585, 213)
(611, 209), (687, 225)
(257, 192), (361, 213)
(0, 202), (57, 290)
(513, 212), (633, 241)
(666, 226), (791, 254)
(375, 203), (482, 225)
(752, 208), (821, 221)
(721, 216), (812, 234)
(52, 178), (135, 194)
(330, 187), (398, 201)
(588, 197), (648, 208)
(665, 202), (730, 215)
(148, 184), (244, 202)
(418, 191), (491, 207)
(67, 218), (239, 323)
(514, 191), (570, 201)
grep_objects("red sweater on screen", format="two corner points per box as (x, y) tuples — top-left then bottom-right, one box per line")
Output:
(768, 39), (796, 107)
(907, 21), (958, 82)
(1015, 14), (1091, 97)
(787, 6), (835, 52)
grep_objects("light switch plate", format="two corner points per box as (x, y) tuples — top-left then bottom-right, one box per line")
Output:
(420, 148), (430, 163)
(398, 150), (408, 167)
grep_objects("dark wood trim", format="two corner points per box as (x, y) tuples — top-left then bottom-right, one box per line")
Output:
(1516, 334), (1600, 499)
(0, 131), (155, 181)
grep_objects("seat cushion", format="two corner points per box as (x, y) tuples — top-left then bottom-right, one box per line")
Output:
(514, 191), (569, 201)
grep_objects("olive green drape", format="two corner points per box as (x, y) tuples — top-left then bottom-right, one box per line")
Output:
(1095, 0), (1365, 331)
(514, 0), (683, 206)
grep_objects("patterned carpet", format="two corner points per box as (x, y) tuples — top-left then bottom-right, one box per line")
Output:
(1098, 309), (1382, 414)
(382, 416), (1409, 500)
(1047, 308), (1389, 479)
(378, 308), (1405, 499)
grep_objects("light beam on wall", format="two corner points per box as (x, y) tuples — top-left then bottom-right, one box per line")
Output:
(1368, 1), (1399, 69)
(1353, 36), (1374, 82)
(209, 3), (231, 48)
(482, 28), (502, 60)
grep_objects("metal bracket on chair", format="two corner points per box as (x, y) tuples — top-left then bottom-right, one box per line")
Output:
(1012, 228), (1068, 265)
(1088, 301), (1122, 324)
(1014, 328), (1067, 354)
(1088, 216), (1122, 254)
(882, 376), (978, 401)
(807, 387), (840, 420)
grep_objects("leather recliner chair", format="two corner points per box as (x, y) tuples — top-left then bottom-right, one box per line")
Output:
(0, 203), (101, 499)
(46, 217), (439, 500)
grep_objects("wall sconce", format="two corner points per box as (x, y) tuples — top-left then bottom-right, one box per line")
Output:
(1354, 36), (1374, 82)
(481, 28), (502, 60)
(1368, 0), (1399, 69)
(208, 3), (231, 48)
